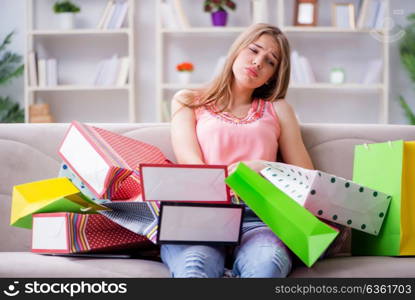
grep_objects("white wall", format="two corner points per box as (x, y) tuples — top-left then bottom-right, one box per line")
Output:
(0, 0), (414, 124)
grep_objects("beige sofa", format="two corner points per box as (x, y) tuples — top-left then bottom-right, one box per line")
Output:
(1, 123), (415, 278)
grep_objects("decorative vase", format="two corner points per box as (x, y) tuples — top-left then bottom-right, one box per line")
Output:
(178, 72), (191, 84)
(211, 10), (228, 26)
(330, 68), (345, 84)
(58, 13), (75, 30)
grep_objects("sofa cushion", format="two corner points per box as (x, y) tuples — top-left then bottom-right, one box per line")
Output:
(0, 195), (31, 251)
(0, 252), (170, 278)
(290, 256), (415, 277)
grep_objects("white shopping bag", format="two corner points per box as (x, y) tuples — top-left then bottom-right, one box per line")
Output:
(260, 163), (391, 236)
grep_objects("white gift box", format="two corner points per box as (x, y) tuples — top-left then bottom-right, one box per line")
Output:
(260, 163), (391, 235)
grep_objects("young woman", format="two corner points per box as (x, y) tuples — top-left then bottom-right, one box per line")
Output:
(163, 23), (314, 278)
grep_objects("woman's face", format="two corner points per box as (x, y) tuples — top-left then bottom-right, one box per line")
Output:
(232, 34), (279, 89)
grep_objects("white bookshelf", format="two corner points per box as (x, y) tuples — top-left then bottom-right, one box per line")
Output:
(156, 0), (390, 124)
(29, 29), (130, 36)
(28, 85), (130, 92)
(24, 0), (136, 123)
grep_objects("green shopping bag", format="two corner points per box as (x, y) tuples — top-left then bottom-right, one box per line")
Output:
(225, 163), (339, 267)
(352, 140), (415, 256)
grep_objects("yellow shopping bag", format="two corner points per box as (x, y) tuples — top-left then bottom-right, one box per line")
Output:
(11, 177), (108, 229)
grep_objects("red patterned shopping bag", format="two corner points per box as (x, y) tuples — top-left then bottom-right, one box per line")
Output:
(31, 212), (152, 253)
(58, 121), (171, 200)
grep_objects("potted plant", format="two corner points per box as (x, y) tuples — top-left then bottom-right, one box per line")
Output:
(176, 62), (194, 84)
(204, 0), (237, 27)
(0, 32), (24, 123)
(398, 13), (415, 124)
(53, 1), (81, 30)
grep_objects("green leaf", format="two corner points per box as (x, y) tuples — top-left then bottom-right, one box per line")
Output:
(0, 32), (13, 53)
(398, 96), (415, 125)
(53, 1), (80, 13)
(0, 96), (24, 123)
(0, 32), (23, 86)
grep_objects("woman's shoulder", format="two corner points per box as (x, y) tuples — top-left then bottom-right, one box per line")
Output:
(172, 89), (200, 106)
(272, 99), (294, 114)
(272, 99), (298, 122)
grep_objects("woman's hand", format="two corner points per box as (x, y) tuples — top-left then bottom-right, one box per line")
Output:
(228, 160), (266, 174)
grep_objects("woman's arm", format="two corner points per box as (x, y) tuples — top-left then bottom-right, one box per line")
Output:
(170, 89), (205, 165)
(273, 100), (314, 170)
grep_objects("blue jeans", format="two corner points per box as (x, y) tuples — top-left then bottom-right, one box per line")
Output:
(160, 206), (292, 278)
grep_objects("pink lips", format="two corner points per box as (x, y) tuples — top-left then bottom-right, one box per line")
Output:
(245, 67), (258, 78)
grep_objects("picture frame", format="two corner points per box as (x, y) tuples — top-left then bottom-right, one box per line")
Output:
(294, 0), (318, 27)
(332, 3), (355, 29)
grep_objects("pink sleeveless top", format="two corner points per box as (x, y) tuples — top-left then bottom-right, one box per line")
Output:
(195, 98), (280, 166)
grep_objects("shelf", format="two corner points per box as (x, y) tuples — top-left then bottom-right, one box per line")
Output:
(29, 28), (130, 36)
(161, 27), (246, 34)
(156, 0), (390, 123)
(283, 26), (385, 34)
(162, 83), (383, 91)
(28, 85), (130, 92)
(289, 83), (384, 90)
(161, 26), (384, 35)
(162, 83), (204, 90)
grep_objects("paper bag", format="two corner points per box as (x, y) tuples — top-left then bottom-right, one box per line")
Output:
(352, 140), (415, 256)
(140, 164), (231, 203)
(32, 212), (151, 253)
(11, 177), (107, 229)
(260, 162), (391, 235)
(225, 163), (339, 267)
(157, 203), (243, 245)
(58, 121), (170, 200)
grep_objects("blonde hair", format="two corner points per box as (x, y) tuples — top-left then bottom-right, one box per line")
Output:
(183, 23), (291, 110)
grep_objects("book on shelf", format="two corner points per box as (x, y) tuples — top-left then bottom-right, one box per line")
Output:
(173, 0), (190, 29)
(357, 0), (386, 30)
(160, 0), (179, 29)
(37, 59), (47, 87)
(109, 0), (129, 29)
(36, 58), (58, 87)
(362, 59), (383, 84)
(47, 58), (58, 86)
(98, 0), (128, 30)
(160, 0), (189, 30)
(299, 56), (316, 84)
(374, 0), (386, 30)
(94, 55), (118, 86)
(97, 0), (114, 29)
(251, 0), (269, 24)
(116, 57), (130, 86)
(94, 55), (129, 86)
(290, 51), (316, 85)
(28, 51), (38, 87)
(104, 55), (120, 85)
